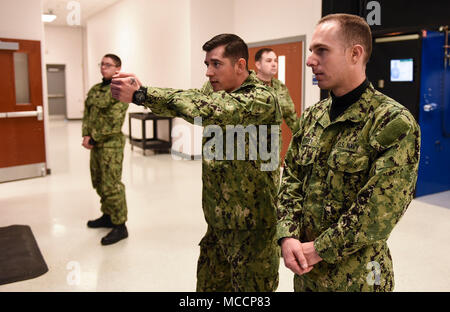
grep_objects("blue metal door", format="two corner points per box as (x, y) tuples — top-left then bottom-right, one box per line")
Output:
(416, 31), (450, 197)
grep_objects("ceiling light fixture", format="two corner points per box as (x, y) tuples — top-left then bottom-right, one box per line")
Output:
(42, 10), (57, 23)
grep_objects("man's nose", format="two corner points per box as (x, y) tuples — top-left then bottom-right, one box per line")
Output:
(306, 55), (317, 67)
(205, 66), (214, 77)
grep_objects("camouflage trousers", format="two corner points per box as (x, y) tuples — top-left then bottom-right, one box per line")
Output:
(196, 226), (280, 292)
(90, 145), (127, 225)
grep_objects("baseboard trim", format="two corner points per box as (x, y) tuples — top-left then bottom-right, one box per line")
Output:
(170, 149), (202, 160)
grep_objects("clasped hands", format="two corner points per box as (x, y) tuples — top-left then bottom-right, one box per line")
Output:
(110, 71), (142, 103)
(281, 238), (323, 276)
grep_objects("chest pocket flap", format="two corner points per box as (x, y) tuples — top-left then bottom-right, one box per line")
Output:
(327, 149), (369, 173)
(89, 89), (112, 109)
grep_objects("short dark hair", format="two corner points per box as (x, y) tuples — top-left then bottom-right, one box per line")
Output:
(202, 34), (249, 69)
(318, 13), (372, 64)
(255, 48), (274, 62)
(103, 54), (122, 67)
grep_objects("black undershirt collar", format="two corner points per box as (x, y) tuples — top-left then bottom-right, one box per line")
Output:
(329, 78), (369, 122)
(102, 78), (112, 86)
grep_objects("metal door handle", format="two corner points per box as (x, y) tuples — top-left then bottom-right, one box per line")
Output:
(0, 106), (43, 120)
(48, 94), (65, 98)
(423, 103), (438, 112)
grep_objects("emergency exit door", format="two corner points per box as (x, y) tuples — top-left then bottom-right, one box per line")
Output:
(248, 39), (303, 162)
(0, 38), (47, 183)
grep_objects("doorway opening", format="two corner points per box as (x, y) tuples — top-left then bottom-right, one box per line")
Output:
(46, 64), (67, 120)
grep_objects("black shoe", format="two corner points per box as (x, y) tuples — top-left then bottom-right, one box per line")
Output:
(87, 214), (114, 228)
(101, 224), (128, 245)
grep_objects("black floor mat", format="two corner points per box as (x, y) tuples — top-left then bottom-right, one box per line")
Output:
(0, 225), (48, 285)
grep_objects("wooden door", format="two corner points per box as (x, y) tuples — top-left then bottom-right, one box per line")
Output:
(248, 41), (303, 162)
(0, 38), (47, 182)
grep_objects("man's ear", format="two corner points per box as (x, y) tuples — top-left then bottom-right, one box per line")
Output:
(351, 44), (364, 64)
(236, 58), (247, 74)
(255, 61), (261, 71)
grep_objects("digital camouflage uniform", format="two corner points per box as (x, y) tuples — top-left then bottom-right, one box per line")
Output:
(141, 71), (282, 291)
(269, 77), (298, 132)
(257, 77), (298, 163)
(82, 82), (129, 225)
(277, 83), (420, 292)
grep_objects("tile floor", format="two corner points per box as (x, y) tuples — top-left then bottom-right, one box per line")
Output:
(0, 118), (449, 292)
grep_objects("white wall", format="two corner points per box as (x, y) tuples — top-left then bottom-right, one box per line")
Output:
(0, 0), (52, 169)
(44, 25), (85, 119)
(188, 0), (235, 155)
(0, 0), (44, 40)
(189, 0), (235, 89)
(86, 0), (191, 89)
(85, 0), (192, 148)
(233, 0), (322, 109)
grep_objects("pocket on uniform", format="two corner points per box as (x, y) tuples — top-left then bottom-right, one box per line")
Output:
(327, 149), (369, 173)
(91, 92), (111, 108)
(326, 149), (370, 202)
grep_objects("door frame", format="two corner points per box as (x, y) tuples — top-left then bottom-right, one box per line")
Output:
(46, 63), (68, 119)
(247, 35), (306, 114)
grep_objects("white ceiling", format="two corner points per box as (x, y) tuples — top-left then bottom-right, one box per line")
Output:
(42, 0), (122, 26)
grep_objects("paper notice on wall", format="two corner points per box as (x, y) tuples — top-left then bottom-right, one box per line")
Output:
(278, 55), (286, 84)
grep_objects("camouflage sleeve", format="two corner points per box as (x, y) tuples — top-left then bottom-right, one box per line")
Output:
(200, 81), (213, 95)
(276, 112), (307, 243)
(314, 109), (421, 264)
(81, 99), (90, 137)
(278, 84), (298, 131)
(81, 89), (93, 137)
(142, 86), (277, 126)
